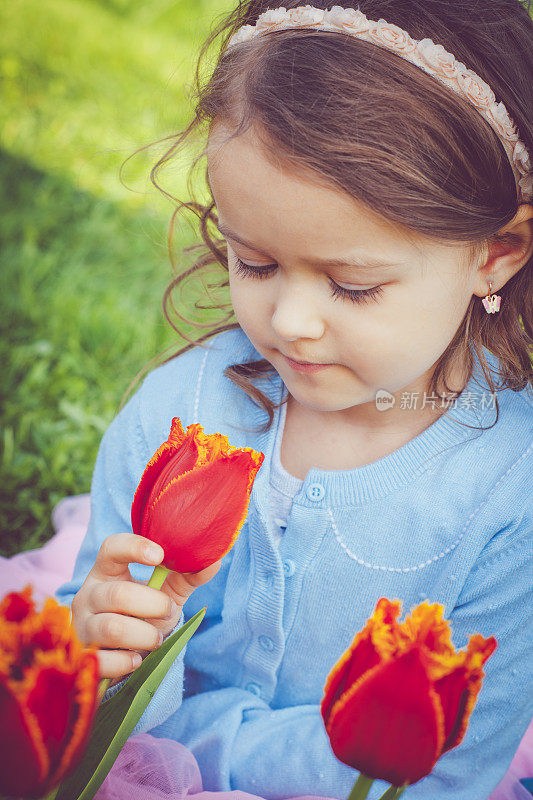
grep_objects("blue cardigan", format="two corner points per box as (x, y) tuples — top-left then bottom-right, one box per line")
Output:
(56, 328), (533, 800)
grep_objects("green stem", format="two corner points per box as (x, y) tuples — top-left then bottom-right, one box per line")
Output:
(377, 789), (396, 800)
(347, 773), (375, 800)
(378, 784), (409, 800)
(96, 564), (170, 703)
(147, 563), (170, 590)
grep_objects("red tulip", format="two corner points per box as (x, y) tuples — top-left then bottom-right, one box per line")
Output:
(320, 597), (497, 787)
(0, 585), (99, 799)
(131, 417), (265, 573)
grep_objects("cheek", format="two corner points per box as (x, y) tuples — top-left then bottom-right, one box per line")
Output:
(332, 286), (427, 373)
(347, 281), (466, 381)
(228, 273), (266, 334)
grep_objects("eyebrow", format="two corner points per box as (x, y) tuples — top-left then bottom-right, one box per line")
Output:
(215, 223), (400, 270)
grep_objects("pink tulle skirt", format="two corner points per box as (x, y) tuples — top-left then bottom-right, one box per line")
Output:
(1, 495), (531, 800)
(94, 732), (335, 799)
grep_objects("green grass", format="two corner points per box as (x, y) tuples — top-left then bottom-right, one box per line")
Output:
(0, 0), (233, 556)
(0, 0), (230, 202)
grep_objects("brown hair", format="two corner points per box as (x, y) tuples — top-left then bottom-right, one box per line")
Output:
(120, 0), (533, 433)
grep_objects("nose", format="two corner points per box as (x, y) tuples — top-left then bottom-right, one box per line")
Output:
(271, 277), (325, 342)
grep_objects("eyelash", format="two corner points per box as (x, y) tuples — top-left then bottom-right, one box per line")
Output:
(233, 256), (384, 305)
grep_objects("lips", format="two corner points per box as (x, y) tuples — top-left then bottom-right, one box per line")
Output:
(285, 355), (330, 366)
(283, 354), (333, 373)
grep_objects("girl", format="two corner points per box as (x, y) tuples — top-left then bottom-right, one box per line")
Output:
(56, 1), (533, 798)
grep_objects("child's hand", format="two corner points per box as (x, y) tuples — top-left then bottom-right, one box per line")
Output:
(70, 532), (223, 680)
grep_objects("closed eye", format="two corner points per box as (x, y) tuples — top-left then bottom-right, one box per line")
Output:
(232, 256), (384, 305)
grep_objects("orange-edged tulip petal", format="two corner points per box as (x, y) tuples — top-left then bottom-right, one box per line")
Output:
(0, 675), (48, 796)
(132, 417), (196, 537)
(147, 448), (264, 572)
(326, 646), (444, 785)
(0, 585), (99, 799)
(321, 598), (401, 723)
(320, 597), (497, 787)
(24, 651), (100, 793)
(434, 633), (497, 753)
(131, 418), (265, 573)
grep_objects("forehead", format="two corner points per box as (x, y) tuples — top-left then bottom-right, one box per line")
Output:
(206, 122), (419, 260)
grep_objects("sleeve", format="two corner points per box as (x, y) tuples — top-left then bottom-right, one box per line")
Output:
(403, 519), (533, 800)
(54, 386), (189, 735)
(158, 517), (532, 799)
(54, 388), (153, 608)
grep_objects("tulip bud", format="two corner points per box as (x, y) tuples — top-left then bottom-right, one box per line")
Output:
(0, 585), (99, 798)
(131, 418), (264, 573)
(320, 597), (497, 787)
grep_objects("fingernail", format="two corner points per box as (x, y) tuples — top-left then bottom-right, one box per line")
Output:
(132, 653), (142, 668)
(164, 601), (178, 620)
(145, 545), (162, 562)
(157, 631), (164, 646)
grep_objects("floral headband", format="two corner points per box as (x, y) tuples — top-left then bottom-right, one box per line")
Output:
(227, 5), (533, 202)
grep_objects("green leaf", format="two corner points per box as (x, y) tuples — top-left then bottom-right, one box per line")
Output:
(54, 606), (206, 800)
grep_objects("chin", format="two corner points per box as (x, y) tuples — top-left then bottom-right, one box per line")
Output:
(286, 383), (360, 413)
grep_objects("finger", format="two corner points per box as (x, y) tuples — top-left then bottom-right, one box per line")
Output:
(96, 648), (143, 680)
(90, 580), (178, 621)
(182, 558), (224, 587)
(93, 533), (165, 579)
(160, 560), (222, 609)
(88, 612), (164, 652)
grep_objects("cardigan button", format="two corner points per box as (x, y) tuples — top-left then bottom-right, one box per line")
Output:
(259, 635), (274, 651)
(283, 559), (296, 577)
(306, 483), (325, 501)
(246, 682), (262, 697)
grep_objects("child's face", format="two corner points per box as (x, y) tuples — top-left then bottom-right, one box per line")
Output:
(207, 122), (483, 423)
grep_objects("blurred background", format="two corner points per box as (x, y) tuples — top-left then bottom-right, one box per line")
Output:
(0, 0), (233, 556)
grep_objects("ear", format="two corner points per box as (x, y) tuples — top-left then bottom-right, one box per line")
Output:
(473, 204), (533, 298)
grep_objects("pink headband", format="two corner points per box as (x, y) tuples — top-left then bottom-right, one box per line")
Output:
(227, 4), (533, 202)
